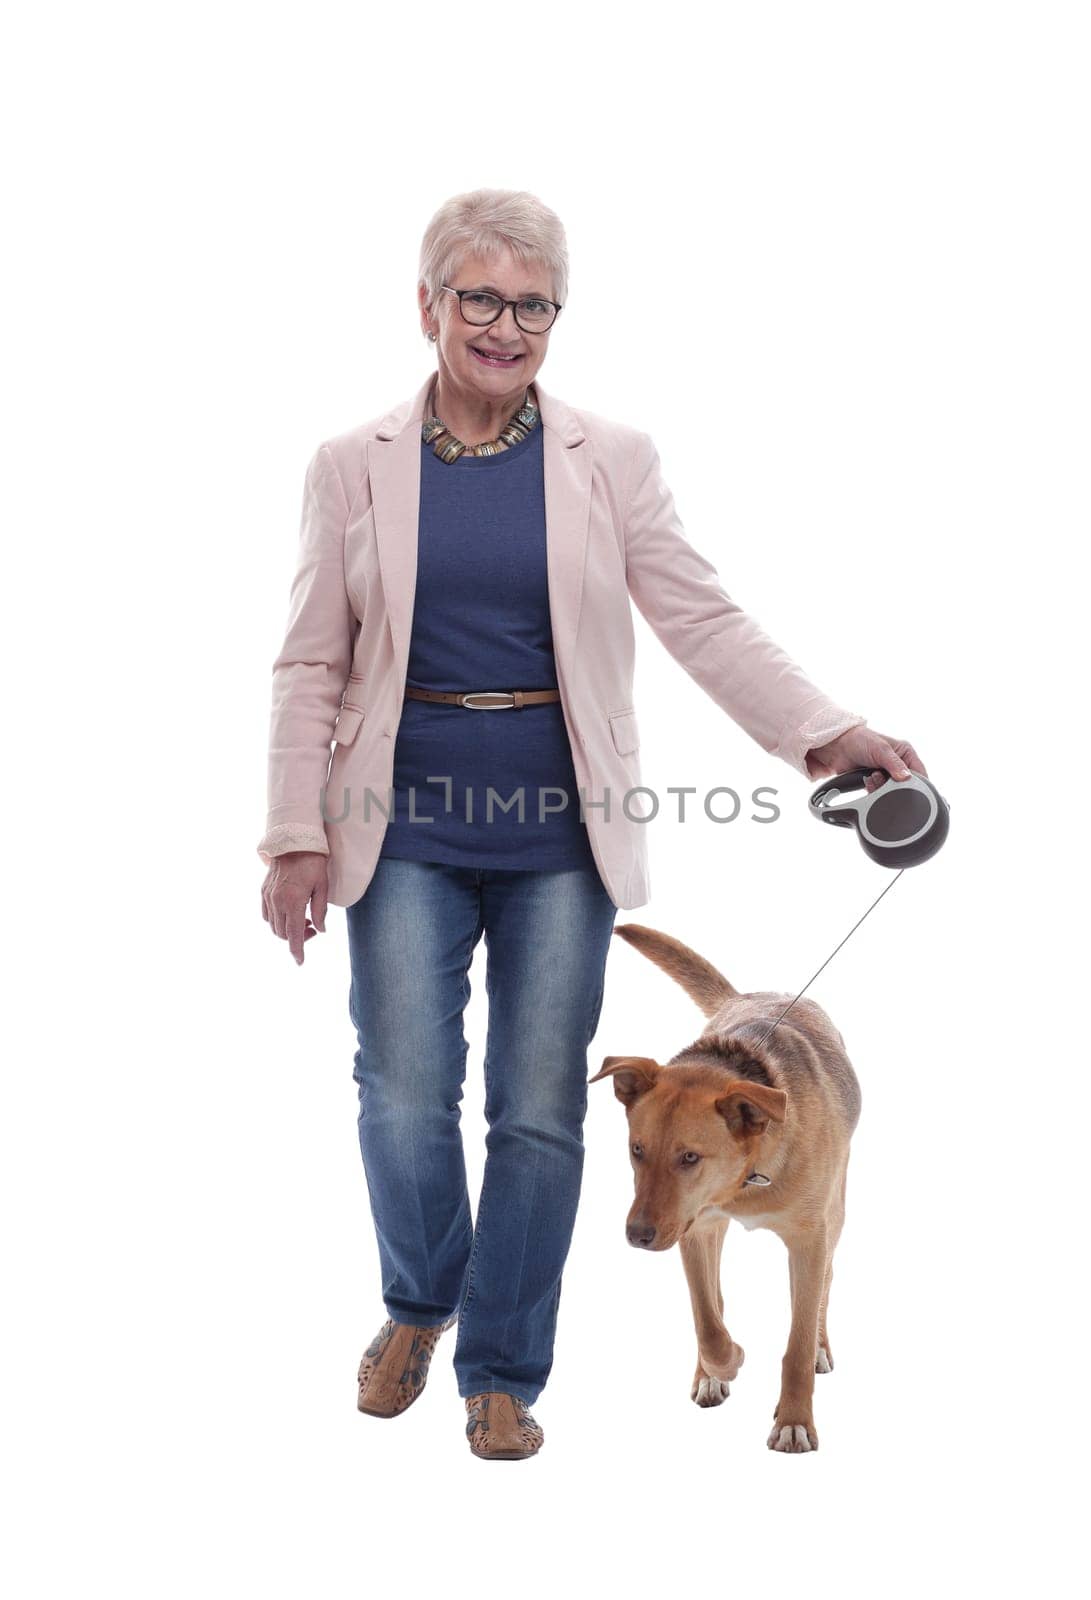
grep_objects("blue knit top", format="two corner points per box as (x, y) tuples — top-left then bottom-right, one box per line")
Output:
(376, 421), (599, 873)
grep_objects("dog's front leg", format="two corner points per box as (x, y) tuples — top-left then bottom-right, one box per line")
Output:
(768, 1228), (828, 1452)
(679, 1219), (744, 1407)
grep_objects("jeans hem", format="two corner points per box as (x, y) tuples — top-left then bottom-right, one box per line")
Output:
(456, 1378), (544, 1406)
(383, 1306), (459, 1329)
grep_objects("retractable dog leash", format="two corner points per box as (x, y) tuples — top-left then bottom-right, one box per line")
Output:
(809, 766), (949, 868)
(750, 767), (951, 1058)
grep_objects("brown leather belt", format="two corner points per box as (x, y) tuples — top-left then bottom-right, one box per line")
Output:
(403, 686), (562, 710)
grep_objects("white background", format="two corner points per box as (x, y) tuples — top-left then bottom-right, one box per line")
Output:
(4, 2), (1086, 1595)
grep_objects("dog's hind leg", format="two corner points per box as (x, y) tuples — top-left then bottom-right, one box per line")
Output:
(816, 1259), (835, 1374)
(768, 1226), (828, 1452)
(679, 1217), (744, 1407)
(817, 1164), (848, 1374)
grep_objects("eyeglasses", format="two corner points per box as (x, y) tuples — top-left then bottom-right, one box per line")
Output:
(441, 284), (562, 334)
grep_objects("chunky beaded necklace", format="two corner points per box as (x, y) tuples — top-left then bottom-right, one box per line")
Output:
(421, 380), (540, 462)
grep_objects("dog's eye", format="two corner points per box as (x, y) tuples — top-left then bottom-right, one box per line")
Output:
(680, 1151), (701, 1166)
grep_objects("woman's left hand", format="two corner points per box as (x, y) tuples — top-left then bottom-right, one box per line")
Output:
(805, 725), (928, 793)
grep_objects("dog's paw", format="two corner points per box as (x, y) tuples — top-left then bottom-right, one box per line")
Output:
(691, 1374), (731, 1407)
(696, 1339), (745, 1386)
(767, 1419), (819, 1453)
(815, 1344), (833, 1374)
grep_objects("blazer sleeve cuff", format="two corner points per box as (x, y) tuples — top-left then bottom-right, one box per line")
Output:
(776, 702), (868, 781)
(257, 821), (330, 866)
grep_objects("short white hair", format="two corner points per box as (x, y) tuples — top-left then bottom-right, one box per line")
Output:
(418, 188), (569, 328)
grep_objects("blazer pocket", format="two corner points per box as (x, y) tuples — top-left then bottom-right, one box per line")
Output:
(334, 701), (366, 746)
(333, 673), (367, 746)
(608, 707), (640, 756)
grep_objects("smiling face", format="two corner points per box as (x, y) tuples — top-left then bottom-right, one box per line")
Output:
(419, 246), (556, 412)
(588, 1055), (789, 1251)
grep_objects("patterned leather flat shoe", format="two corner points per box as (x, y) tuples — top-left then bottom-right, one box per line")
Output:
(356, 1312), (458, 1419)
(464, 1392), (545, 1460)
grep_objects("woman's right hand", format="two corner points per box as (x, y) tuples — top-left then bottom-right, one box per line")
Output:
(261, 851), (329, 965)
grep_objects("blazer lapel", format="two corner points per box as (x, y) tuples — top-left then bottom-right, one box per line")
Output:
(367, 380), (427, 687)
(540, 383), (593, 693)
(366, 370), (593, 695)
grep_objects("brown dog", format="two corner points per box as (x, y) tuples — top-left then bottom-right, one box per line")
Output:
(589, 922), (862, 1453)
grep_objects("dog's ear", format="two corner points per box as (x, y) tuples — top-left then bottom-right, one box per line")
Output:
(715, 1081), (788, 1137)
(588, 1055), (659, 1106)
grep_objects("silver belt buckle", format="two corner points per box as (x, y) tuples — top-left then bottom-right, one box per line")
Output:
(460, 691), (516, 709)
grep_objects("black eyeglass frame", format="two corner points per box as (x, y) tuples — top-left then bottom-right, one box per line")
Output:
(440, 283), (563, 333)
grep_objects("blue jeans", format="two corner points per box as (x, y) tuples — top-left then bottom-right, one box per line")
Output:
(346, 856), (618, 1405)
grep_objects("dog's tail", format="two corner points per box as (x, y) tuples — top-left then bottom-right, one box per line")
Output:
(612, 923), (739, 1016)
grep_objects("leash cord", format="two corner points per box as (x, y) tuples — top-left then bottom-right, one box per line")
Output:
(753, 868), (907, 1049)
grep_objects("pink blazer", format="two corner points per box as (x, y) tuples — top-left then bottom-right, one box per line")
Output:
(257, 370), (865, 909)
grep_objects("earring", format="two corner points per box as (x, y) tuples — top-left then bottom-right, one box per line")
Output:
(428, 331), (437, 342)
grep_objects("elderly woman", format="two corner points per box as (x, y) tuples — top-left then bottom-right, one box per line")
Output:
(258, 188), (925, 1461)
